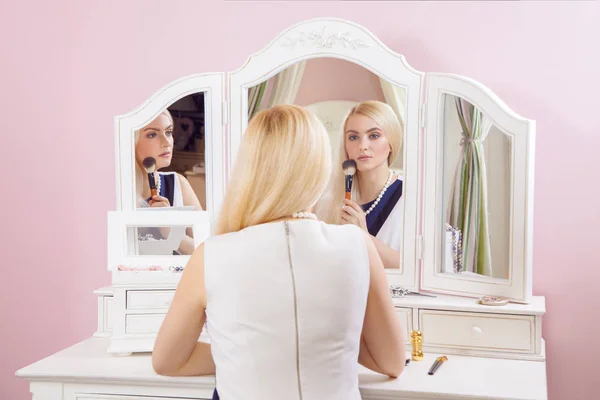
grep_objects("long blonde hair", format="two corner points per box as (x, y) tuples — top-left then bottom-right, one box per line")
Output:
(314, 100), (403, 224)
(134, 109), (174, 206)
(216, 105), (331, 235)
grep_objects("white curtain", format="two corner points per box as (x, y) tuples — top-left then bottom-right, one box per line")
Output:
(379, 78), (406, 172)
(267, 61), (307, 107)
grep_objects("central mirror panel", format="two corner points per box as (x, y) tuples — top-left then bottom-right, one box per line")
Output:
(245, 58), (408, 267)
(228, 19), (424, 289)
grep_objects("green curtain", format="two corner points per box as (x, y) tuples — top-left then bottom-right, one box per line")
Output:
(446, 97), (493, 276)
(248, 81), (268, 120)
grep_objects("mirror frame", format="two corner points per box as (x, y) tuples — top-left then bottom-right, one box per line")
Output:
(228, 17), (424, 290)
(422, 73), (535, 303)
(108, 18), (537, 302)
(114, 73), (226, 227)
(107, 210), (212, 286)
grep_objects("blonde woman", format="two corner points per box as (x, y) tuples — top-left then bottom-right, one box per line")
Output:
(134, 109), (202, 254)
(316, 101), (404, 270)
(152, 105), (405, 399)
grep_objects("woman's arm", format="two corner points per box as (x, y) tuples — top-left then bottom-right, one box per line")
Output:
(358, 230), (406, 378)
(152, 243), (215, 376)
(370, 235), (400, 270)
(173, 173), (203, 255)
(178, 173), (203, 211)
(340, 199), (401, 269)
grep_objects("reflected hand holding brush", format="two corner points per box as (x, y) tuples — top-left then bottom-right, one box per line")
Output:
(141, 157), (170, 207)
(342, 159), (357, 201)
(142, 157), (158, 199)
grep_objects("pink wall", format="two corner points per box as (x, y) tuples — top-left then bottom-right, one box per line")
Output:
(259, 57), (384, 108)
(1, 1), (598, 399)
(295, 58), (385, 105)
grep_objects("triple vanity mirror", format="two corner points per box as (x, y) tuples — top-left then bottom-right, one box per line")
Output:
(105, 17), (538, 356)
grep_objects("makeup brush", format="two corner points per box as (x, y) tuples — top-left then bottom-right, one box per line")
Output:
(342, 159), (357, 201)
(142, 157), (158, 198)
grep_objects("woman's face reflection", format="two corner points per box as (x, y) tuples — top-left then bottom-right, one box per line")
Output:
(136, 113), (174, 170)
(344, 114), (391, 172)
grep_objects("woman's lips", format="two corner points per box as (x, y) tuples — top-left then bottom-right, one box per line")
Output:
(158, 152), (171, 158)
(357, 156), (371, 161)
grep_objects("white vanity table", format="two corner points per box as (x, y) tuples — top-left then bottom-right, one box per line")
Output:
(16, 335), (547, 400)
(16, 18), (548, 399)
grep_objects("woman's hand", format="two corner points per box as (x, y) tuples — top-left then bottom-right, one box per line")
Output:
(150, 195), (171, 207)
(341, 199), (368, 232)
(148, 195), (172, 238)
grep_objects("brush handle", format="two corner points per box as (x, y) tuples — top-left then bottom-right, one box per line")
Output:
(344, 175), (354, 200)
(147, 172), (157, 198)
(428, 360), (443, 375)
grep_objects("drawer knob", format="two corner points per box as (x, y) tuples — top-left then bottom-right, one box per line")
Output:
(471, 326), (483, 339)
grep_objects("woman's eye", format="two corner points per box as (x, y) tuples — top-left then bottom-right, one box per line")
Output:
(146, 133), (156, 138)
(348, 135), (358, 141)
(370, 133), (380, 139)
(166, 130), (173, 136)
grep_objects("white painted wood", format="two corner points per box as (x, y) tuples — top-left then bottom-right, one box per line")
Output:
(103, 296), (114, 334)
(124, 314), (165, 335)
(30, 382), (63, 400)
(95, 283), (545, 360)
(93, 287), (114, 337)
(106, 210), (211, 287)
(422, 73), (535, 303)
(114, 73), (226, 223)
(125, 289), (174, 310)
(305, 100), (360, 147)
(67, 395), (202, 400)
(229, 17), (424, 290)
(392, 294), (544, 361)
(63, 383), (214, 400)
(392, 294), (545, 316)
(420, 310), (534, 353)
(108, 287), (169, 354)
(394, 307), (413, 344)
(16, 337), (548, 400)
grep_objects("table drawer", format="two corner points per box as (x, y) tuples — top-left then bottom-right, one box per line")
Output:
(419, 309), (534, 353)
(125, 313), (165, 334)
(73, 395), (205, 400)
(395, 307), (413, 343)
(126, 290), (175, 310)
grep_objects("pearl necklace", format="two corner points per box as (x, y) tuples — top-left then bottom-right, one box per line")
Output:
(154, 173), (161, 196)
(291, 211), (318, 220)
(364, 170), (394, 216)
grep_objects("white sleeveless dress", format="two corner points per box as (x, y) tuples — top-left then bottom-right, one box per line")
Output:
(204, 220), (370, 400)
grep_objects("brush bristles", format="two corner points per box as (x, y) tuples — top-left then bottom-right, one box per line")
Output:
(342, 159), (357, 176)
(142, 157), (157, 173)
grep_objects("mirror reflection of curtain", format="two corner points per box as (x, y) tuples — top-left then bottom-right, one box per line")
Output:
(248, 61), (307, 119)
(379, 79), (406, 172)
(248, 82), (267, 119)
(266, 61), (306, 107)
(446, 98), (493, 276)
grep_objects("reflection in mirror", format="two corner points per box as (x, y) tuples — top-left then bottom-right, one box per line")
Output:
(442, 94), (512, 280)
(132, 94), (207, 257)
(128, 224), (195, 256)
(247, 58), (407, 269)
(134, 93), (206, 211)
